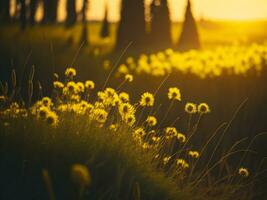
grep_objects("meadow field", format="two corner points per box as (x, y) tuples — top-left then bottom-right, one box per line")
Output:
(1, 21), (267, 199)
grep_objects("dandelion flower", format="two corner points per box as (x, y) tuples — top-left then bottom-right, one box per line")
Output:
(65, 67), (76, 78)
(125, 74), (133, 82)
(66, 81), (78, 94)
(119, 92), (129, 103)
(176, 159), (189, 169)
(177, 133), (186, 143)
(76, 82), (85, 93)
(134, 128), (146, 138)
(42, 97), (53, 107)
(46, 111), (59, 127)
(85, 80), (95, 90)
(53, 81), (64, 89)
(140, 92), (154, 107)
(104, 87), (116, 97)
(239, 167), (249, 177)
(146, 116), (157, 126)
(71, 164), (91, 186)
(198, 103), (210, 114)
(109, 124), (118, 132)
(124, 114), (136, 126)
(185, 103), (197, 114)
(163, 156), (171, 165)
(37, 106), (50, 119)
(188, 151), (200, 159)
(142, 142), (150, 150)
(168, 87), (181, 101)
(0, 96), (6, 103)
(152, 136), (161, 143)
(165, 127), (178, 139)
(119, 103), (135, 116)
(91, 108), (108, 124)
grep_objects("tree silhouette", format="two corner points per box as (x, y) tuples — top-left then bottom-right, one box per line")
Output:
(100, 5), (110, 38)
(150, 0), (172, 49)
(29, 0), (39, 26)
(116, 0), (146, 51)
(66, 0), (77, 27)
(177, 0), (200, 50)
(80, 0), (89, 45)
(19, 0), (26, 30)
(0, 0), (11, 23)
(42, 0), (59, 24)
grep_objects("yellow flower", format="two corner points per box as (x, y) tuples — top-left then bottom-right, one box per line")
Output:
(53, 81), (64, 89)
(70, 94), (81, 102)
(41, 97), (53, 107)
(146, 116), (157, 126)
(239, 167), (249, 177)
(125, 74), (133, 82)
(85, 80), (95, 90)
(152, 136), (161, 143)
(37, 106), (50, 119)
(66, 81), (78, 94)
(185, 103), (197, 114)
(124, 114), (136, 126)
(104, 87), (116, 97)
(165, 127), (178, 139)
(198, 103), (210, 114)
(177, 133), (186, 143)
(119, 103), (135, 117)
(168, 87), (181, 101)
(140, 92), (154, 107)
(188, 151), (200, 159)
(71, 164), (91, 186)
(176, 159), (189, 169)
(163, 156), (171, 165)
(119, 92), (129, 103)
(91, 108), (108, 124)
(109, 124), (118, 131)
(76, 82), (85, 93)
(46, 111), (59, 127)
(134, 128), (146, 138)
(0, 95), (6, 103)
(65, 67), (76, 77)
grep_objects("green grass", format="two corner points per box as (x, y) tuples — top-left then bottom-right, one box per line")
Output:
(0, 115), (190, 200)
(0, 21), (267, 199)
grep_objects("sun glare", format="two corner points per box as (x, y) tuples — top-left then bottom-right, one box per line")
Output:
(9, 0), (267, 22)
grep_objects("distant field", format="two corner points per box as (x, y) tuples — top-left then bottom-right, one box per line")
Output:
(1, 20), (267, 51)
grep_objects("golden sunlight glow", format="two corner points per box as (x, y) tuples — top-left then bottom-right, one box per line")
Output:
(10, 0), (267, 22)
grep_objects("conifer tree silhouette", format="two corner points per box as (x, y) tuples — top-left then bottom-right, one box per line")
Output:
(116, 0), (146, 51)
(66, 0), (77, 27)
(150, 0), (172, 49)
(177, 0), (200, 50)
(100, 5), (110, 38)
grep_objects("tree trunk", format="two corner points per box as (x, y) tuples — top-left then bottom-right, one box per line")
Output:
(0, 0), (11, 23)
(116, 0), (147, 51)
(42, 0), (58, 24)
(65, 0), (77, 27)
(19, 0), (26, 30)
(29, 0), (38, 26)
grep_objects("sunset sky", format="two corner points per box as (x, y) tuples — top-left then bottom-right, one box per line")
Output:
(11, 0), (267, 22)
